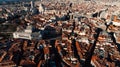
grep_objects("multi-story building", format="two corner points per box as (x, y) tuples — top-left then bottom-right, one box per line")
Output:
(13, 25), (42, 40)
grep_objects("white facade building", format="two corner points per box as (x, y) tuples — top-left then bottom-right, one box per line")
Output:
(100, 10), (109, 19)
(112, 21), (120, 26)
(13, 32), (31, 40)
(13, 25), (42, 40)
(38, 3), (44, 13)
(31, 1), (34, 9)
(114, 33), (120, 44)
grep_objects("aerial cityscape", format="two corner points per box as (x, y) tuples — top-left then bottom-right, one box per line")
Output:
(0, 0), (120, 67)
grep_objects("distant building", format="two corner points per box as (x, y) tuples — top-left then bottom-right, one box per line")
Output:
(13, 32), (31, 40)
(114, 32), (120, 43)
(13, 25), (42, 40)
(38, 3), (45, 14)
(99, 10), (109, 19)
(112, 15), (120, 26)
(0, 61), (16, 67)
(30, 1), (39, 15)
(30, 1), (34, 11)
